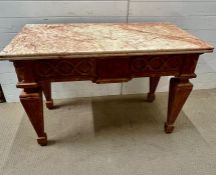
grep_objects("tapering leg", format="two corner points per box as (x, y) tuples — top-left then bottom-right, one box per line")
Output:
(20, 89), (47, 146)
(41, 81), (54, 109)
(165, 77), (193, 133)
(147, 77), (160, 102)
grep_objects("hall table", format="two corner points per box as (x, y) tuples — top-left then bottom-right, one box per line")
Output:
(0, 23), (214, 146)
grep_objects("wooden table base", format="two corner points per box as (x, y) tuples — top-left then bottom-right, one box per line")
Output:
(13, 54), (198, 146)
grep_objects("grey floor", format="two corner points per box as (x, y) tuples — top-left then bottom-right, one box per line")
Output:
(1, 89), (216, 175)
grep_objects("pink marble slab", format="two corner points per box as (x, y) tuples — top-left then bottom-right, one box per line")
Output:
(0, 23), (214, 60)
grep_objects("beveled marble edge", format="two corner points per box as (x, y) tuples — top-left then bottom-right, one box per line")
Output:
(0, 47), (213, 61)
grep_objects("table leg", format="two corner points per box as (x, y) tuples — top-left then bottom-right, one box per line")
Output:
(165, 77), (193, 133)
(20, 89), (47, 146)
(147, 77), (160, 102)
(41, 81), (54, 109)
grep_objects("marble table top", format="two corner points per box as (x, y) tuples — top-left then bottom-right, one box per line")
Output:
(0, 23), (214, 60)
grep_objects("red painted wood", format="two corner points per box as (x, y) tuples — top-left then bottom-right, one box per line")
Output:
(41, 81), (53, 109)
(147, 77), (160, 102)
(13, 53), (200, 145)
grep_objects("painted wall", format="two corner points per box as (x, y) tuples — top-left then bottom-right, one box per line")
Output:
(0, 1), (215, 102)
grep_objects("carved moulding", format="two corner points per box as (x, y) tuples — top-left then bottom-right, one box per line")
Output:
(12, 54), (200, 85)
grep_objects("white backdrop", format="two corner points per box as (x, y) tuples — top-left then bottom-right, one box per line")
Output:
(0, 0), (215, 102)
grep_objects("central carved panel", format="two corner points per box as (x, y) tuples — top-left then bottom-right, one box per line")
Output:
(31, 54), (187, 82)
(131, 55), (183, 73)
(33, 59), (95, 79)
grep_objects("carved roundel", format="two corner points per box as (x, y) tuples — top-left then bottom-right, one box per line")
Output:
(35, 62), (54, 77)
(57, 61), (74, 75)
(132, 58), (147, 71)
(75, 60), (93, 74)
(148, 56), (164, 70)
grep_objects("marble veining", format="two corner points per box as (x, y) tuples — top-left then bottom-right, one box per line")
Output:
(0, 23), (214, 60)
